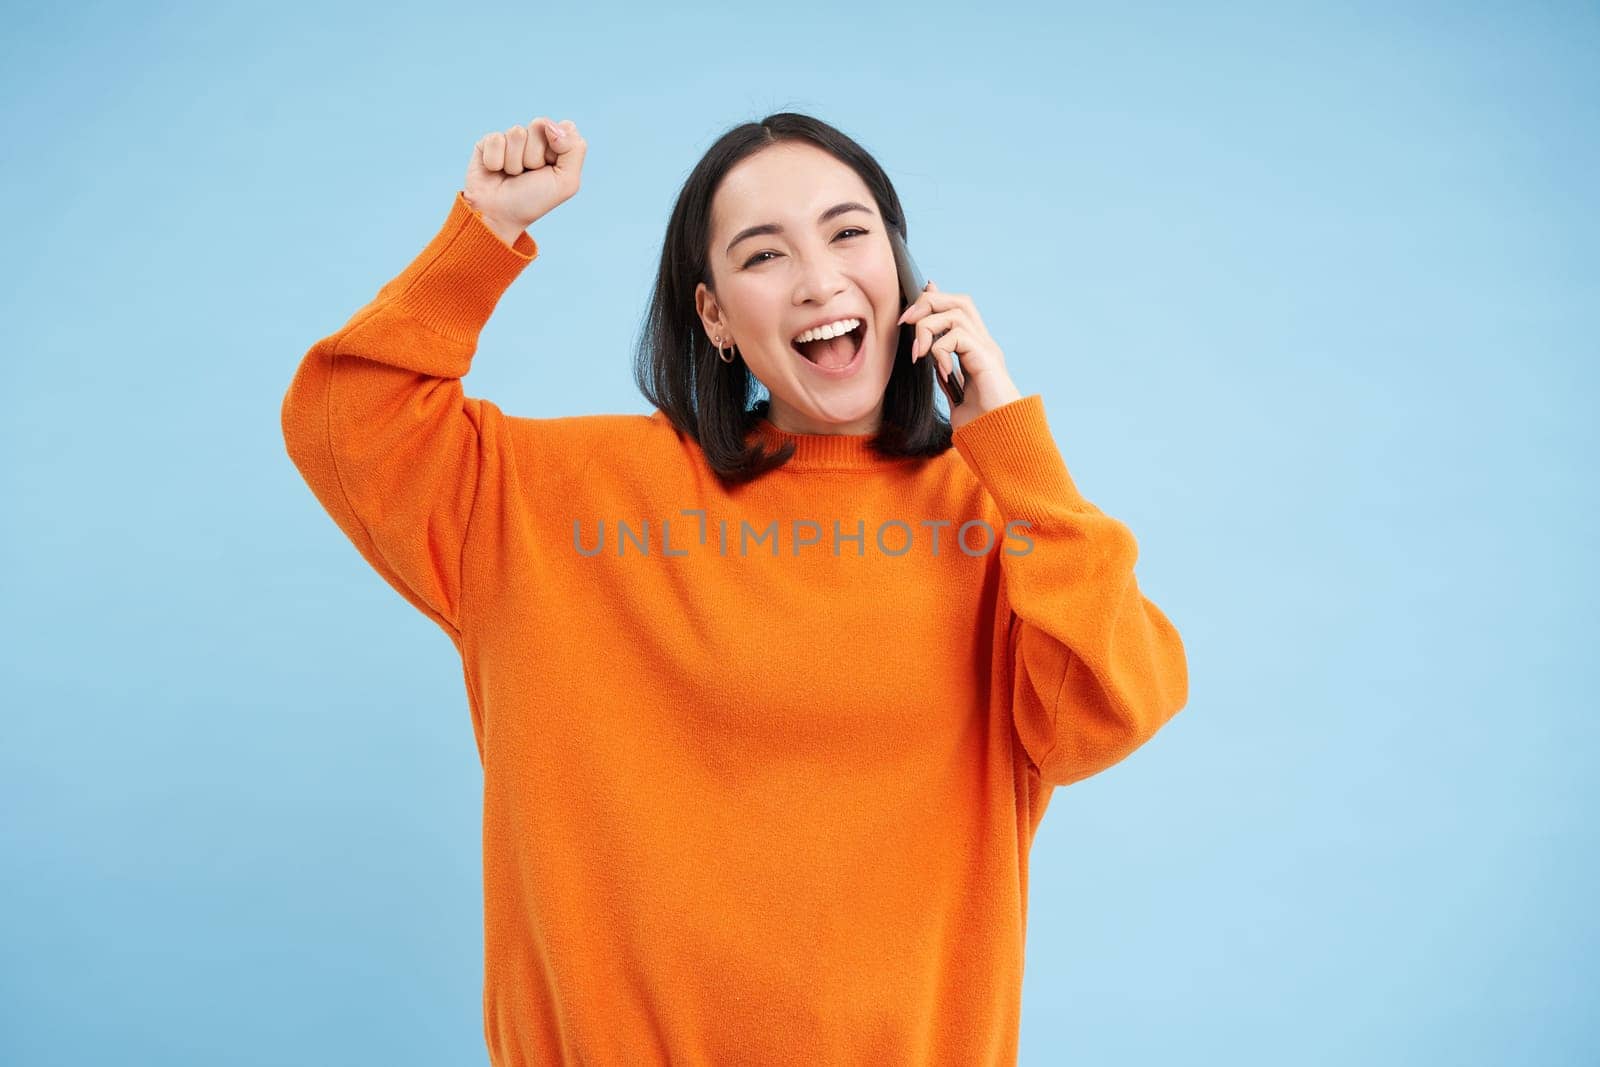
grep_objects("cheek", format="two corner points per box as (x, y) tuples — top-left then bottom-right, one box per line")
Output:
(877, 274), (903, 344)
(873, 263), (902, 325)
(721, 278), (779, 330)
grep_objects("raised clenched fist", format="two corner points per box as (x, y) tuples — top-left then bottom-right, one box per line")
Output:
(463, 117), (587, 239)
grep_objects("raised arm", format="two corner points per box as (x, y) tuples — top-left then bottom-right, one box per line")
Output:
(951, 395), (1190, 788)
(281, 116), (587, 639)
(280, 192), (537, 636)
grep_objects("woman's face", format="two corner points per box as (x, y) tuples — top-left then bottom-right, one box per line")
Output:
(696, 142), (902, 436)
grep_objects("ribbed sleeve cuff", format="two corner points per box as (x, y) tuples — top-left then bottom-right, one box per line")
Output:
(385, 190), (540, 343)
(949, 394), (1094, 524)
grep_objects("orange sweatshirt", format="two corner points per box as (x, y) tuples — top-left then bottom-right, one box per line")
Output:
(281, 191), (1189, 1066)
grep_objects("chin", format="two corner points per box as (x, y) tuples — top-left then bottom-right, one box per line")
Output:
(802, 357), (894, 425)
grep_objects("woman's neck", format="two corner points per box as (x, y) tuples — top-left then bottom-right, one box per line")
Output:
(764, 399), (883, 437)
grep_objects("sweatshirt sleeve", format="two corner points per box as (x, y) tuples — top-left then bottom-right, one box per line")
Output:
(950, 394), (1190, 788)
(281, 191), (538, 639)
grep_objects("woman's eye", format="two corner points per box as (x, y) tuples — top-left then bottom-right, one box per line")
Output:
(742, 228), (869, 268)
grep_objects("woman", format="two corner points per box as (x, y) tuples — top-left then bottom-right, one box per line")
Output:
(282, 110), (1189, 1066)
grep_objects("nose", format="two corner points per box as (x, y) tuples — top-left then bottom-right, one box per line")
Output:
(791, 249), (848, 307)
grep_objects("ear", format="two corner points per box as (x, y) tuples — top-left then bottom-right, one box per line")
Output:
(693, 282), (722, 335)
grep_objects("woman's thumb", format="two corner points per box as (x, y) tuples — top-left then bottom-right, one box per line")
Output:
(549, 120), (586, 178)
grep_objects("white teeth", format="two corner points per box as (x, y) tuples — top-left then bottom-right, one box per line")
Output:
(792, 317), (860, 344)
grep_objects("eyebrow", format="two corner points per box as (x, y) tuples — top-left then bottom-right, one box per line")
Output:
(725, 201), (876, 256)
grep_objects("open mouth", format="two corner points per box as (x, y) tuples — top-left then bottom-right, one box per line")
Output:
(791, 320), (867, 372)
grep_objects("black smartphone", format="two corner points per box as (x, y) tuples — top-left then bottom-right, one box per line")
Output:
(888, 225), (964, 408)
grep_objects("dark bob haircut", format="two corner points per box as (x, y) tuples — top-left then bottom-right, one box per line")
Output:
(633, 111), (954, 487)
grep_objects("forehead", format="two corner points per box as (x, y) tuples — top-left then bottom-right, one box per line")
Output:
(712, 143), (873, 231)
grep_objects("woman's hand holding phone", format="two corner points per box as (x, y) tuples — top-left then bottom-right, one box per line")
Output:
(898, 280), (1023, 430)
(463, 116), (588, 244)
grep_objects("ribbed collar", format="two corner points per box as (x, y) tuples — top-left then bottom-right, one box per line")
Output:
(749, 416), (918, 472)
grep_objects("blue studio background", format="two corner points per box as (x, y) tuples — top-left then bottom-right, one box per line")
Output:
(2, 2), (1595, 1064)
